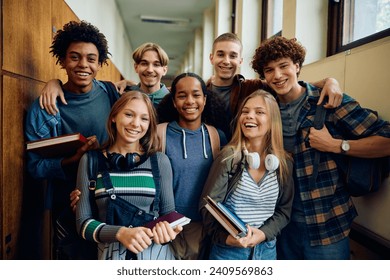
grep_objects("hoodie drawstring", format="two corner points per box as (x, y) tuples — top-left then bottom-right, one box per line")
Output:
(201, 125), (208, 159)
(181, 129), (188, 159)
(180, 124), (209, 159)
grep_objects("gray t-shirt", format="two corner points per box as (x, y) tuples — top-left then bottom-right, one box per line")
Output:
(279, 93), (307, 222)
(279, 93), (306, 153)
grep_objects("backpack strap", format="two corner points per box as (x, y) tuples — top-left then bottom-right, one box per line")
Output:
(204, 124), (220, 160)
(88, 150), (112, 190)
(87, 150), (99, 190)
(88, 150), (161, 217)
(157, 122), (168, 153)
(224, 150), (244, 203)
(308, 103), (327, 190)
(149, 153), (161, 217)
(87, 150), (110, 216)
(97, 80), (120, 107)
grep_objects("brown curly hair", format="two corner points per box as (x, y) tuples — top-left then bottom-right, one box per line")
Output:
(50, 20), (110, 66)
(251, 36), (306, 79)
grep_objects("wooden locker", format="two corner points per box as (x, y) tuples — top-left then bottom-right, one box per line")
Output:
(1, 76), (45, 259)
(3, 0), (53, 81)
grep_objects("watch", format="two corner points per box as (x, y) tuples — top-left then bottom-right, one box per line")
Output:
(341, 140), (350, 154)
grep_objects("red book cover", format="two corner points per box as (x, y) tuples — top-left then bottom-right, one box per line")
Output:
(144, 211), (191, 229)
(26, 133), (88, 158)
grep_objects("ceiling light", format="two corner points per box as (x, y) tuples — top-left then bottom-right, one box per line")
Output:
(140, 15), (190, 26)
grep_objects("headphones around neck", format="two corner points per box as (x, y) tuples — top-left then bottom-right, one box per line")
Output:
(243, 148), (261, 169)
(265, 154), (279, 172)
(243, 146), (280, 171)
(107, 151), (146, 171)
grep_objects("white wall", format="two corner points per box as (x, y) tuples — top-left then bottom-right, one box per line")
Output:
(65, 0), (134, 79)
(235, 0), (261, 79)
(296, 0), (328, 64)
(201, 7), (215, 80)
(283, 0), (328, 65)
(214, 0), (232, 37)
(193, 28), (203, 76)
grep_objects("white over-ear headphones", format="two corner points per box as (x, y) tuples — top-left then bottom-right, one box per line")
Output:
(243, 148), (261, 169)
(265, 154), (280, 172)
(243, 145), (280, 171)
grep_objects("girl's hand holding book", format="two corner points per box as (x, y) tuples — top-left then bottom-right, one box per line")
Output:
(226, 225), (266, 248)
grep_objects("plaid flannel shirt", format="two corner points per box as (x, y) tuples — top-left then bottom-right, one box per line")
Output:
(291, 82), (390, 246)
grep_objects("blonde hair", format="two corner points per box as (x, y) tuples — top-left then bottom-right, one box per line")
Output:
(224, 90), (291, 184)
(132, 42), (169, 66)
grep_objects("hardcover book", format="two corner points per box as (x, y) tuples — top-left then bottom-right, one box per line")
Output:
(144, 211), (191, 229)
(26, 133), (88, 158)
(204, 195), (248, 239)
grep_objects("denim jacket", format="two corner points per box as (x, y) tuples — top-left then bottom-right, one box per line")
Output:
(25, 80), (119, 181)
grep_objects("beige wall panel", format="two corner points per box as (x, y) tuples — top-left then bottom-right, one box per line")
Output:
(300, 52), (346, 91)
(344, 38), (390, 245)
(352, 179), (390, 247)
(3, 0), (53, 81)
(344, 38), (390, 120)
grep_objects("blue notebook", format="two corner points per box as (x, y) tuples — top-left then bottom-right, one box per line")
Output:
(217, 202), (248, 235)
(204, 195), (248, 238)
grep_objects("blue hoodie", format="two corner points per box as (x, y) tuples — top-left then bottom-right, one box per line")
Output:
(165, 121), (226, 221)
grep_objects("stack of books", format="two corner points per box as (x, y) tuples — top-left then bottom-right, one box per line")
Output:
(203, 195), (248, 239)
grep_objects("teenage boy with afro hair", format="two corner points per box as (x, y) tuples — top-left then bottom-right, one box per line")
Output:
(25, 20), (120, 259)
